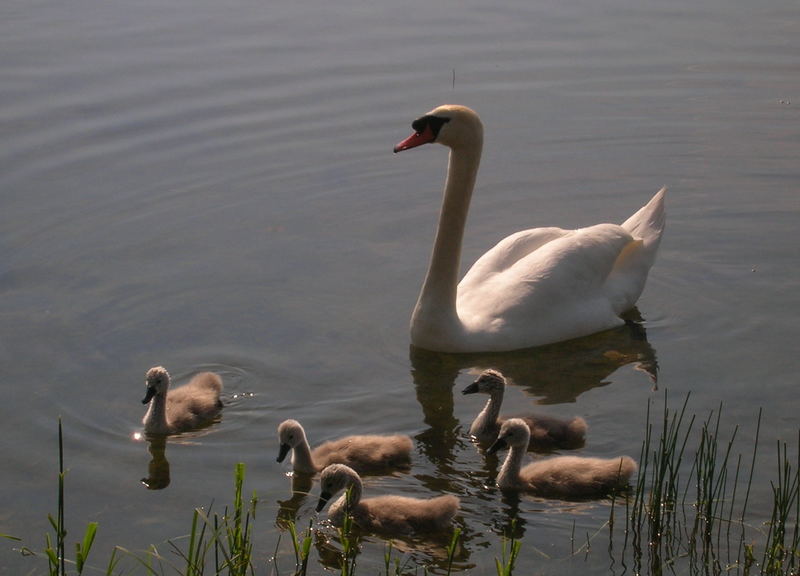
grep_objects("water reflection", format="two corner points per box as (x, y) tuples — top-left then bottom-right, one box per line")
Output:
(140, 435), (171, 490)
(312, 520), (471, 572)
(411, 312), (657, 408)
(276, 472), (314, 528)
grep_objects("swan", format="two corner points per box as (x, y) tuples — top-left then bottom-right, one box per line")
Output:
(276, 419), (412, 475)
(394, 104), (666, 353)
(462, 369), (586, 451)
(315, 463), (459, 534)
(488, 418), (636, 498)
(141, 366), (223, 435)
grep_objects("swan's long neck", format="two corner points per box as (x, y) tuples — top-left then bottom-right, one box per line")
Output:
(143, 392), (169, 434)
(470, 389), (503, 440)
(412, 139), (482, 346)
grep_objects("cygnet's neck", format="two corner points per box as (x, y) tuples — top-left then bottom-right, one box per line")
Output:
(291, 435), (317, 474)
(470, 388), (504, 440)
(411, 139), (482, 347)
(143, 392), (169, 434)
(329, 477), (363, 523)
(497, 443), (527, 489)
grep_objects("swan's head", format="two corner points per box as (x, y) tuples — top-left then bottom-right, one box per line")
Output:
(394, 104), (483, 153)
(487, 418), (531, 454)
(276, 419), (307, 462)
(315, 463), (358, 512)
(462, 368), (506, 396)
(142, 366), (170, 404)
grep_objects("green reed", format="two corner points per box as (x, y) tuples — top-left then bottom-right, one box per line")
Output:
(494, 520), (521, 576)
(762, 436), (800, 575)
(286, 518), (313, 575)
(619, 392), (800, 576)
(629, 390), (694, 562)
(27, 418), (103, 576)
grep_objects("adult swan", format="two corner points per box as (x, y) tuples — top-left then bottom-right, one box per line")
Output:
(394, 104), (666, 353)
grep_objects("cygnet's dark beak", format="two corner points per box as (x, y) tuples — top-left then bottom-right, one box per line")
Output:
(316, 492), (331, 513)
(142, 386), (157, 405)
(487, 437), (508, 455)
(461, 381), (479, 395)
(276, 443), (291, 463)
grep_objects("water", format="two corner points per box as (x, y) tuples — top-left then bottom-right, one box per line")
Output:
(1, 0), (798, 572)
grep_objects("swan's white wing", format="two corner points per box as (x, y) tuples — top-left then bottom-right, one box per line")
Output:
(456, 223), (637, 348)
(459, 227), (570, 287)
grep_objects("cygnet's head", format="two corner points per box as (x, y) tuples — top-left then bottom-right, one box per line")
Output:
(487, 418), (531, 454)
(315, 463), (357, 512)
(142, 366), (170, 405)
(462, 368), (506, 396)
(394, 104), (483, 153)
(276, 419), (307, 462)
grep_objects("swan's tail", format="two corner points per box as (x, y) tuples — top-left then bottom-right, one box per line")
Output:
(621, 187), (667, 255)
(606, 187), (666, 314)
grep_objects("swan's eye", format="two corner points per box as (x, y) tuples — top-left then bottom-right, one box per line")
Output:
(411, 115), (450, 140)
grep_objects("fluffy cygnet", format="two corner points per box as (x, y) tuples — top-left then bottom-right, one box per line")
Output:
(462, 369), (587, 451)
(141, 366), (223, 435)
(276, 419), (412, 475)
(315, 464), (459, 534)
(488, 418), (636, 498)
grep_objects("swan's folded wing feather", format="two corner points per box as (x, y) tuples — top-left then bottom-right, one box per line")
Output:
(459, 224), (633, 313)
(459, 227), (568, 291)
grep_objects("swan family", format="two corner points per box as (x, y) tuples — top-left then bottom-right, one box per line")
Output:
(135, 104), (660, 539)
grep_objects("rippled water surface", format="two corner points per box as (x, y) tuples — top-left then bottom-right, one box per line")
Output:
(1, 0), (798, 573)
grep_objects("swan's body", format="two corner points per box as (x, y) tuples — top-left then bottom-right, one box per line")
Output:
(315, 464), (459, 534)
(394, 105), (666, 353)
(141, 366), (223, 435)
(462, 369), (586, 451)
(488, 418), (636, 498)
(276, 419), (412, 475)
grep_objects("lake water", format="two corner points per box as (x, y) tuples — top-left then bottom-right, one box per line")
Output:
(1, 0), (798, 573)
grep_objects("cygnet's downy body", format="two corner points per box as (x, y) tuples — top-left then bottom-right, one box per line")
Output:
(489, 418), (636, 498)
(141, 366), (223, 435)
(316, 464), (459, 534)
(276, 419), (412, 475)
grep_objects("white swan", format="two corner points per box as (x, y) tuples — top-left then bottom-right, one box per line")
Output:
(276, 419), (412, 475)
(315, 464), (459, 534)
(462, 369), (586, 451)
(394, 104), (666, 353)
(141, 366), (223, 435)
(488, 418), (636, 498)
